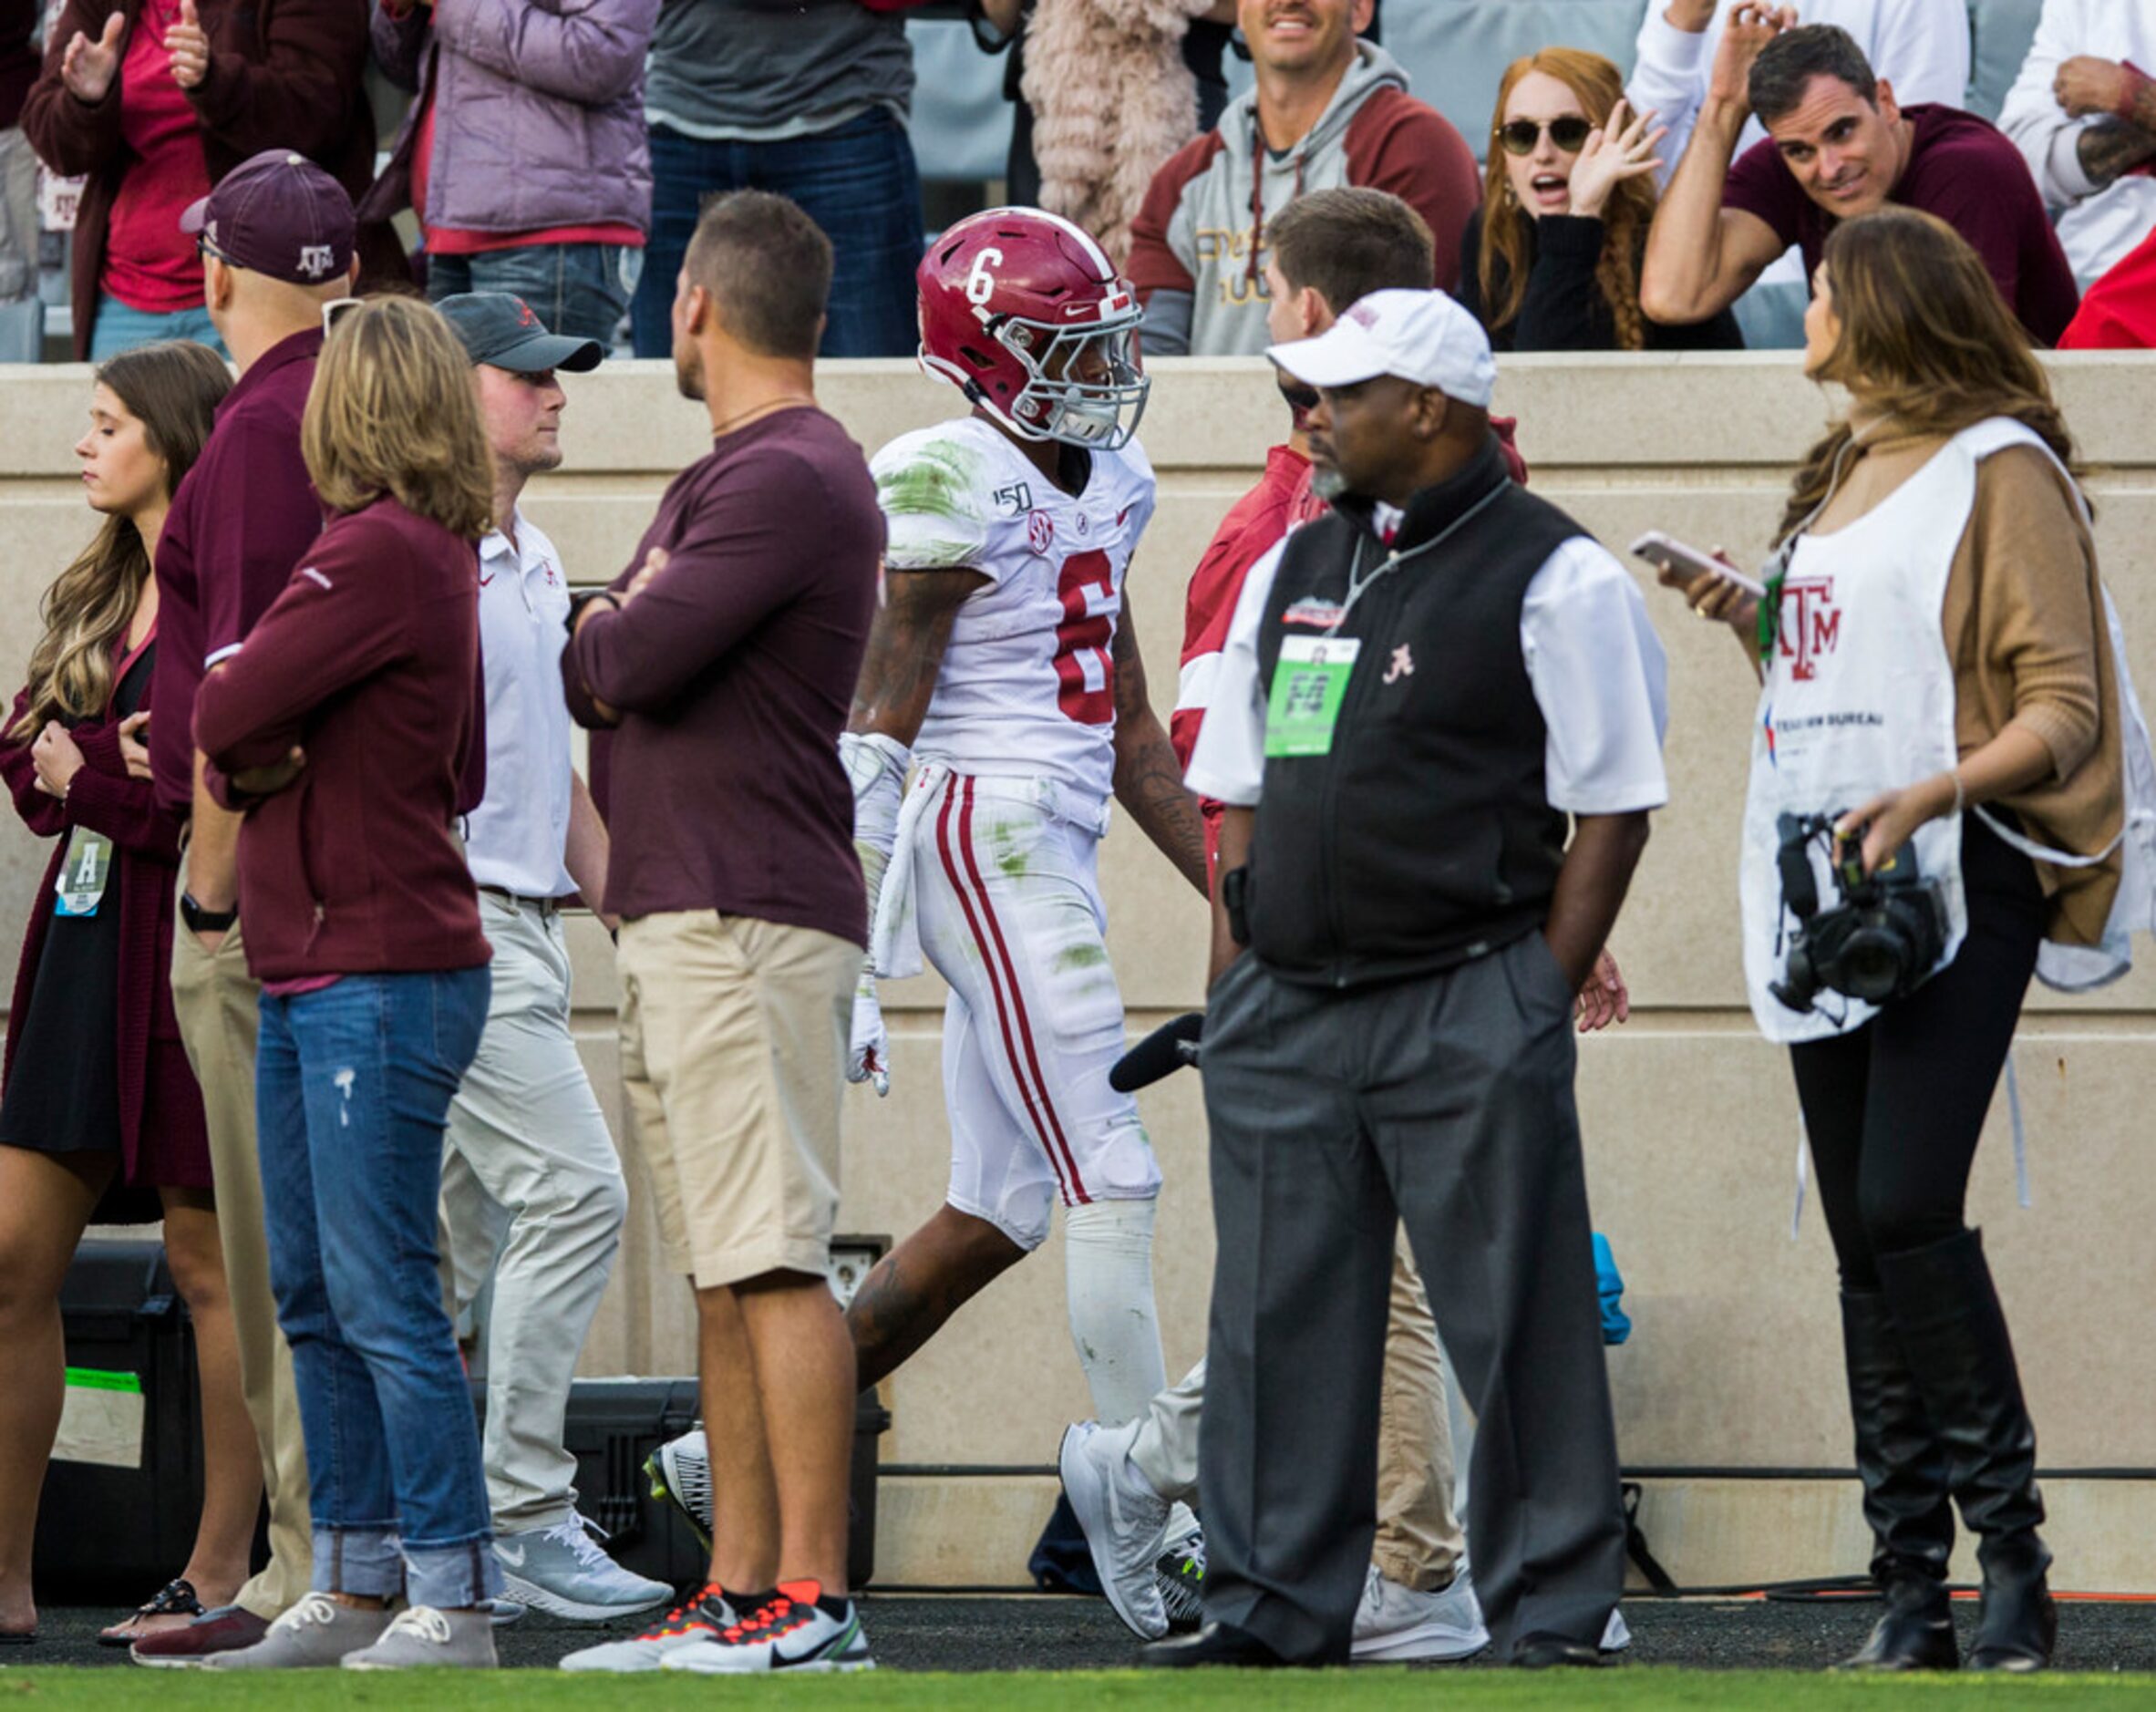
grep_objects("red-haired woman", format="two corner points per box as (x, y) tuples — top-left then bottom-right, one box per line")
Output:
(1459, 48), (1743, 353)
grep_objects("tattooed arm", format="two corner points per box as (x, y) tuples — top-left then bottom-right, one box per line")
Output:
(2061, 57), (2156, 189)
(848, 566), (989, 745)
(1111, 588), (1209, 898)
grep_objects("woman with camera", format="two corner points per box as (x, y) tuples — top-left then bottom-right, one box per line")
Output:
(1661, 207), (2129, 1675)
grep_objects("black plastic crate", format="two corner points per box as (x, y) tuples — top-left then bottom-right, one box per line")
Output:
(34, 1240), (208, 1603)
(548, 1379), (890, 1593)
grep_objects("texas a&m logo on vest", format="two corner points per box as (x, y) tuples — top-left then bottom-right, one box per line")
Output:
(1777, 577), (1842, 681)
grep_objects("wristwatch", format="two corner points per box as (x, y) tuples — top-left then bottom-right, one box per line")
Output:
(565, 589), (622, 636)
(181, 892), (238, 933)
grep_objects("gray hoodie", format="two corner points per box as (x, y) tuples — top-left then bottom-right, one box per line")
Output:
(1127, 43), (1481, 356)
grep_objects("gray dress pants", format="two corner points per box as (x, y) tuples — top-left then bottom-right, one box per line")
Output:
(1195, 932), (1625, 1663)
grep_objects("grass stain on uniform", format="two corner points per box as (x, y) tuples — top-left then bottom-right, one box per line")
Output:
(876, 436), (992, 571)
(1056, 944), (1108, 971)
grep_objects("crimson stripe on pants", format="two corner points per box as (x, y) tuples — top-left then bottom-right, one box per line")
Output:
(933, 774), (1088, 1202)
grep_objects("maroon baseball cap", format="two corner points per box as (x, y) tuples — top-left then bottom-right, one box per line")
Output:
(180, 150), (355, 287)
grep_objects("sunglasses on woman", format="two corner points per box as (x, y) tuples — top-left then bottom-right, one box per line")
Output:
(1498, 116), (1594, 156)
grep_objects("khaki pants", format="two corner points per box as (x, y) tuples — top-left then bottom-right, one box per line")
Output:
(1130, 1232), (1463, 1591)
(170, 857), (312, 1617)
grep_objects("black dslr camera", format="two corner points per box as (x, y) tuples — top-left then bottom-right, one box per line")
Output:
(1770, 811), (1950, 1014)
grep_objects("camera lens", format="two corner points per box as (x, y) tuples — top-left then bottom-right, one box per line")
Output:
(1838, 930), (1906, 1002)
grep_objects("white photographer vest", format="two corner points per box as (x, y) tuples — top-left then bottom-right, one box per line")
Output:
(1740, 418), (2156, 1046)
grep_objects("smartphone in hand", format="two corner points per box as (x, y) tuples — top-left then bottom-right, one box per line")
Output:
(1630, 530), (1767, 599)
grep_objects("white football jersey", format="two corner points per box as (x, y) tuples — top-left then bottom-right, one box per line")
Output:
(872, 416), (1158, 806)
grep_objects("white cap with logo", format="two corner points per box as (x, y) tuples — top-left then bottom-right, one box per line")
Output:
(1266, 288), (1497, 408)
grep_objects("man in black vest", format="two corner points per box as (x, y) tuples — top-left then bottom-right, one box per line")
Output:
(1152, 289), (1669, 1670)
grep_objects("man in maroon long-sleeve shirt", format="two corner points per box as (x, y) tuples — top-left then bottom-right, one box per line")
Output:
(557, 190), (884, 1676)
(134, 153), (358, 1667)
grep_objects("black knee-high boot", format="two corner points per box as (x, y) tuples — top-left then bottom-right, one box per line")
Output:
(1834, 1290), (1958, 1671)
(1876, 1229), (2055, 1673)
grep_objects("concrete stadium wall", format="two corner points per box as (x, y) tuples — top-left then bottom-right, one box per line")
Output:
(21, 348), (2156, 1592)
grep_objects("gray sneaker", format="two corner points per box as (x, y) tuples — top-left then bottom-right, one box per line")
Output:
(342, 1605), (497, 1670)
(203, 1593), (388, 1669)
(497, 1518), (671, 1622)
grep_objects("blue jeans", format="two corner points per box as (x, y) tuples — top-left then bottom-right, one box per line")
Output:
(257, 967), (498, 1609)
(427, 244), (629, 350)
(632, 109), (923, 359)
(88, 295), (228, 361)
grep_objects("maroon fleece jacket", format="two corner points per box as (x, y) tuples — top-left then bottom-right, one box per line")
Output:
(192, 496), (490, 983)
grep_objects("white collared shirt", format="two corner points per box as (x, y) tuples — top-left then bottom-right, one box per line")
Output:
(465, 508), (578, 898)
(1187, 532), (1670, 817)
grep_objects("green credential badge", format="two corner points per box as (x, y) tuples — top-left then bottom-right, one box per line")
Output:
(1264, 636), (1362, 758)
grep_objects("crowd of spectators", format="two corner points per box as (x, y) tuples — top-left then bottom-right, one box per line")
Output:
(0, 1), (2143, 358)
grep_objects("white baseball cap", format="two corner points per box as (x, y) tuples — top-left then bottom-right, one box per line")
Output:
(1266, 288), (1497, 408)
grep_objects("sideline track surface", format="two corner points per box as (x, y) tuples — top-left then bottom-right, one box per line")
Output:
(10, 1593), (2156, 1697)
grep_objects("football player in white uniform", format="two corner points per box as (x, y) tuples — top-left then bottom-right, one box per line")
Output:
(839, 210), (1208, 1482)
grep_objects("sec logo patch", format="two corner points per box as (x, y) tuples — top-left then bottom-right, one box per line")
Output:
(1027, 510), (1056, 556)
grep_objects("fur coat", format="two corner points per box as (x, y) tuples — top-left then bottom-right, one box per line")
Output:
(1021, 0), (1216, 270)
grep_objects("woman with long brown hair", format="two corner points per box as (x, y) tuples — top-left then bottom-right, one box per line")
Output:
(1662, 207), (2130, 1673)
(0, 342), (259, 1648)
(191, 295), (500, 1671)
(1459, 47), (1743, 353)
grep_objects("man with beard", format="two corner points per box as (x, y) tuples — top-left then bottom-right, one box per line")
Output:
(557, 190), (882, 1676)
(1151, 288), (1666, 1668)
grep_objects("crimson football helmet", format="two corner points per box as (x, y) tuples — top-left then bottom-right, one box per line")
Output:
(916, 207), (1150, 451)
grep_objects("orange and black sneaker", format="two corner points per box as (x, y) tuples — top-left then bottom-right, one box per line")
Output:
(660, 1580), (873, 1675)
(558, 1583), (739, 1672)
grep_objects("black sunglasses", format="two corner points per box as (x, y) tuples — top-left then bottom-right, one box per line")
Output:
(1498, 116), (1593, 157)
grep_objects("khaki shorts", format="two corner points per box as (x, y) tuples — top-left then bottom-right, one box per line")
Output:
(616, 911), (856, 1289)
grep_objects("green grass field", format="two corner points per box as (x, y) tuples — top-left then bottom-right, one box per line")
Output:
(5, 1669), (2156, 1709)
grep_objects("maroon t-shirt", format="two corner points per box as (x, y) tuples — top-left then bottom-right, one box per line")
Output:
(151, 328), (328, 817)
(562, 407), (882, 943)
(1723, 103), (2081, 345)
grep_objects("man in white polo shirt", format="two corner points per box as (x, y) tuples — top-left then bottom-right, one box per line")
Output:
(437, 294), (669, 1623)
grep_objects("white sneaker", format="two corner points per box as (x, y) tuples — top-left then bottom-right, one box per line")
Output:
(558, 1586), (737, 1672)
(661, 1583), (872, 1675)
(202, 1593), (388, 1669)
(1350, 1562), (1491, 1662)
(646, 1429), (715, 1546)
(341, 1605), (497, 1670)
(1058, 1420), (1171, 1640)
(496, 1517), (671, 1621)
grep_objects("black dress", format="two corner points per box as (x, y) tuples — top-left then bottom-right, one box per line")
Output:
(1456, 206), (1747, 354)
(0, 642), (152, 1163)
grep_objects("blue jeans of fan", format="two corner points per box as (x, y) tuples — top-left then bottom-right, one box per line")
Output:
(257, 965), (500, 1609)
(631, 108), (922, 359)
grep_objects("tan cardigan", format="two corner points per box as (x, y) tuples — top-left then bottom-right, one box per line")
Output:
(1805, 423), (2124, 947)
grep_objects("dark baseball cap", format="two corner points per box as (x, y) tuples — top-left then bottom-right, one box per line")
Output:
(180, 150), (355, 287)
(436, 294), (604, 374)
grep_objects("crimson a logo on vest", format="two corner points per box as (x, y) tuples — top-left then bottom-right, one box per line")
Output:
(1778, 578), (1842, 681)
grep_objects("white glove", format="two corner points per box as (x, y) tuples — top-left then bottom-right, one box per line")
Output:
(841, 731), (911, 1099)
(841, 730), (911, 930)
(849, 965), (891, 1097)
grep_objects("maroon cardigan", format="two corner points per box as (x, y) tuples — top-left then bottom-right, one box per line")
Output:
(19, 0), (403, 359)
(0, 678), (209, 1191)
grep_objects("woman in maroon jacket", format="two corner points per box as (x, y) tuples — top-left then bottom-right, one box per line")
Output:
(19, 0), (391, 359)
(0, 343), (263, 1648)
(192, 297), (501, 1671)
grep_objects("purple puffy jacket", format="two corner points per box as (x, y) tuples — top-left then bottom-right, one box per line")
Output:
(361, 0), (656, 238)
